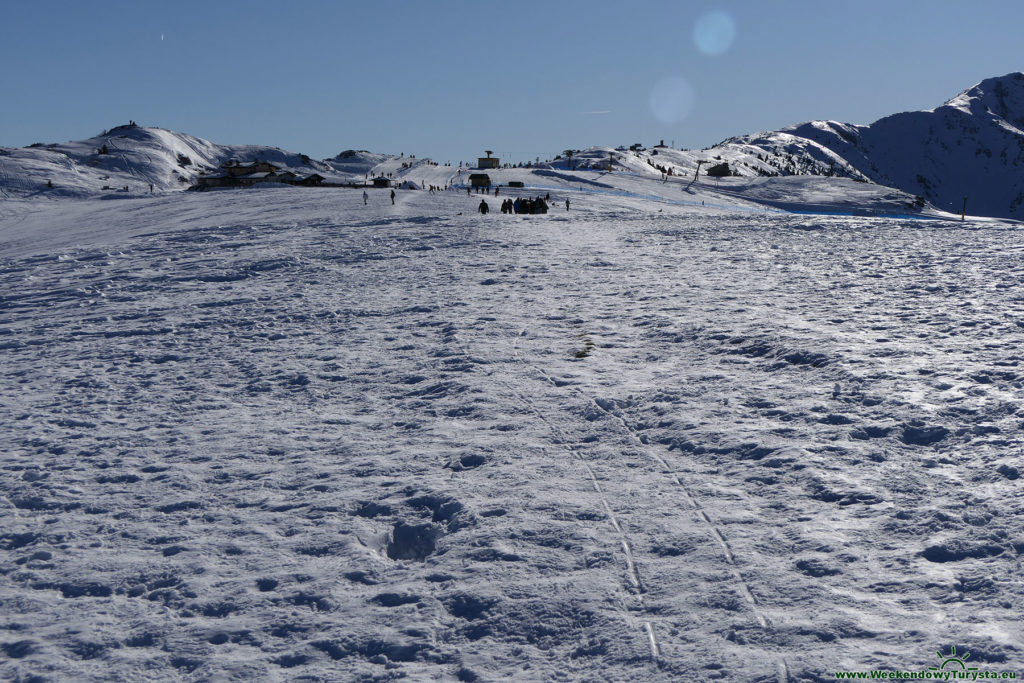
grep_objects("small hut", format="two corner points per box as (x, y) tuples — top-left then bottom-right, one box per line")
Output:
(706, 162), (731, 178)
(469, 173), (491, 188)
(477, 150), (499, 169)
(372, 176), (391, 188)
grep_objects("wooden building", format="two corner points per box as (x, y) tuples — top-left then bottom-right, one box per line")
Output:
(294, 173), (325, 187)
(223, 160), (280, 177)
(193, 159), (327, 190)
(706, 162), (731, 178)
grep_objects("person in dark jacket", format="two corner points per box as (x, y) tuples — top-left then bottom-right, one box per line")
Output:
(478, 199), (489, 214)
(390, 189), (396, 204)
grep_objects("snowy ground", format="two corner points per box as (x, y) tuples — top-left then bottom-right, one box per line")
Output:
(1, 184), (1022, 681)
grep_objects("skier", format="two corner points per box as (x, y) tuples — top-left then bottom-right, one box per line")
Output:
(478, 199), (489, 214)
(390, 189), (396, 205)
(363, 190), (368, 205)
(565, 198), (570, 211)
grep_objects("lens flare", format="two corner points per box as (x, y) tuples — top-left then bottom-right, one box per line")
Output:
(694, 10), (736, 56)
(650, 77), (695, 124)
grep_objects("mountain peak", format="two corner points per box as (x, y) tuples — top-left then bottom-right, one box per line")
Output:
(695, 72), (1024, 218)
(945, 72), (1024, 128)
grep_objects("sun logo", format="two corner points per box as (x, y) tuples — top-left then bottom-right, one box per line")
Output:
(928, 646), (978, 673)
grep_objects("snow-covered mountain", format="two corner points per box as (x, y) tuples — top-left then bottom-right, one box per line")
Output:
(0, 125), (441, 198)
(324, 149), (398, 177)
(0, 123), (467, 199)
(700, 72), (1024, 219)
(4, 73), (1024, 218)
(509, 73), (1024, 220)
(0, 123), (342, 198)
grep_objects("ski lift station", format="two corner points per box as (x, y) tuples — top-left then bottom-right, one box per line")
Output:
(477, 150), (499, 169)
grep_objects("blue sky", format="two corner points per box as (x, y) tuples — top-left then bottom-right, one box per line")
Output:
(3, 1), (1022, 164)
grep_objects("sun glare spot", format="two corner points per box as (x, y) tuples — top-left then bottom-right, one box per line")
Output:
(693, 10), (736, 56)
(649, 77), (694, 124)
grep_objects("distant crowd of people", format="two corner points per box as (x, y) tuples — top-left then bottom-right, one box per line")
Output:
(502, 197), (548, 214)
(477, 195), (556, 214)
(361, 183), (572, 215)
(476, 195), (571, 214)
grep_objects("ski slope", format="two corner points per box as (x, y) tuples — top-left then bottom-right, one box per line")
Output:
(1, 184), (1021, 681)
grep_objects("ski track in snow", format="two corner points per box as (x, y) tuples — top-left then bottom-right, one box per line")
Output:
(1, 188), (1023, 681)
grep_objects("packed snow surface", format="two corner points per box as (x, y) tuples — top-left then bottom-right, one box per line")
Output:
(1, 183), (1022, 681)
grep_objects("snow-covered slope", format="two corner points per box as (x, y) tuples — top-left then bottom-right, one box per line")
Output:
(702, 72), (1024, 219)
(535, 74), (1024, 219)
(0, 124), (338, 198)
(0, 125), (462, 199)
(1, 188), (1022, 681)
(323, 149), (395, 177)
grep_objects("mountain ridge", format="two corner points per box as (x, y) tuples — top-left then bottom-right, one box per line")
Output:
(3, 73), (1023, 218)
(702, 72), (1024, 218)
